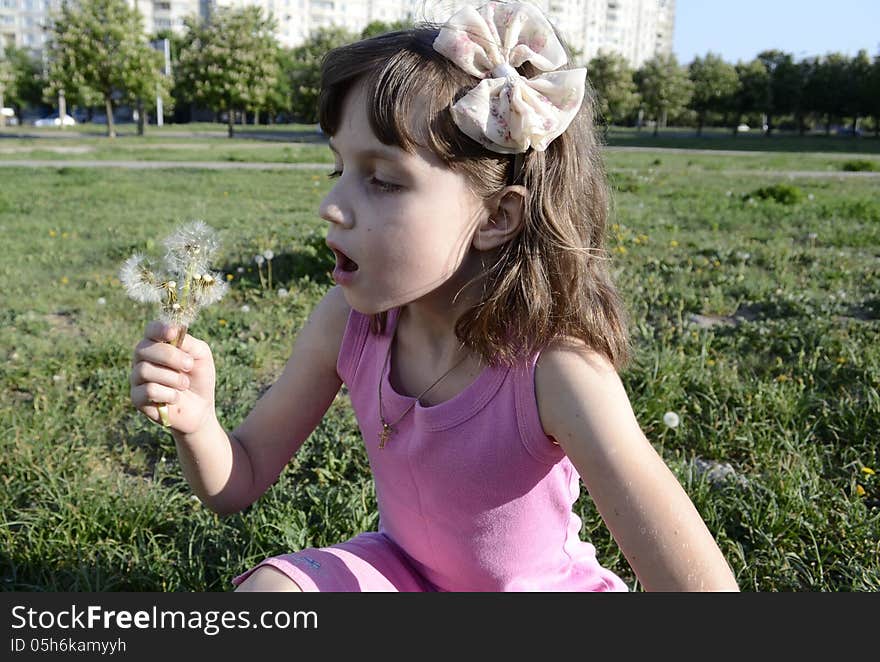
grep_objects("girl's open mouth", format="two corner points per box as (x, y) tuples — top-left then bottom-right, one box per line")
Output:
(333, 249), (359, 272)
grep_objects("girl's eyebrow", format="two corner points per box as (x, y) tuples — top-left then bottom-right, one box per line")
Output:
(327, 139), (403, 164)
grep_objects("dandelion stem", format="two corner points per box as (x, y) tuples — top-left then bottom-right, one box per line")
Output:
(267, 260), (272, 291)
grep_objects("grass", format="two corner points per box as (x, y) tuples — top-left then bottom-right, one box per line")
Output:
(0, 137), (878, 592)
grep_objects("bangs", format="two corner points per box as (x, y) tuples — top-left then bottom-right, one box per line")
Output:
(318, 27), (498, 166)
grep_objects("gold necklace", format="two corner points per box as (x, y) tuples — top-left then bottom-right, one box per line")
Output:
(378, 331), (469, 449)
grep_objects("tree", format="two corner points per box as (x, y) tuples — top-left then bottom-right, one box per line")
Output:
(732, 59), (768, 137)
(361, 19), (414, 39)
(807, 53), (850, 135)
(0, 45), (46, 117)
(635, 54), (692, 136)
(869, 54), (880, 138)
(177, 6), (281, 138)
(848, 49), (872, 136)
(687, 52), (739, 136)
(756, 49), (803, 135)
(44, 0), (167, 138)
(587, 52), (639, 126)
(287, 27), (357, 124)
(0, 57), (13, 127)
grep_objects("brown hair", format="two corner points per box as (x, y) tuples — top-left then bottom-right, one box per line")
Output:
(318, 22), (632, 370)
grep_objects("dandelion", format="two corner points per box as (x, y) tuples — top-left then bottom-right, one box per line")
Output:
(663, 412), (680, 429)
(49, 229), (57, 237)
(725, 190), (732, 197)
(254, 254), (267, 289)
(60, 276), (69, 285)
(236, 266), (245, 274)
(277, 288), (289, 298)
(856, 485), (866, 496)
(669, 240), (678, 248)
(808, 193), (814, 201)
(97, 297), (106, 306)
(241, 304), (250, 313)
(862, 467), (875, 476)
(119, 221), (227, 427)
(263, 249), (275, 290)
(226, 273), (234, 281)
(219, 319), (227, 326)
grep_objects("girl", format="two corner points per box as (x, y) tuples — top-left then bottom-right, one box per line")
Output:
(129, 1), (739, 591)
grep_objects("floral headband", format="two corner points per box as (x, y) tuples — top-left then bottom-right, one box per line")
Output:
(432, 1), (587, 154)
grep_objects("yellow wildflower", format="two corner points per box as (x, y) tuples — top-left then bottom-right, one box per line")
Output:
(776, 374), (789, 382)
(62, 232), (69, 239)
(226, 273), (234, 281)
(856, 484), (866, 496)
(836, 357), (846, 364)
(49, 230), (57, 237)
(862, 467), (876, 476)
(60, 276), (69, 285)
(218, 319), (227, 326)
(669, 240), (678, 248)
(706, 359), (716, 367)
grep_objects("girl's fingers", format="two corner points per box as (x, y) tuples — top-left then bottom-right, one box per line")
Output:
(134, 342), (193, 374)
(131, 382), (180, 408)
(130, 361), (191, 391)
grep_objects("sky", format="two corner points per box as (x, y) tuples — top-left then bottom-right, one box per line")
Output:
(673, 0), (880, 65)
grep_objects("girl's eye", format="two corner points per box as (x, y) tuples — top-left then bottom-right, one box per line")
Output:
(325, 169), (401, 193)
(369, 177), (402, 193)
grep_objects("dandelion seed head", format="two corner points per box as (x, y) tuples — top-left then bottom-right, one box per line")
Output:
(97, 297), (106, 305)
(663, 411), (680, 428)
(263, 249), (274, 260)
(241, 304), (251, 313)
(254, 254), (265, 266)
(277, 288), (289, 298)
(119, 253), (164, 304)
(163, 220), (220, 273)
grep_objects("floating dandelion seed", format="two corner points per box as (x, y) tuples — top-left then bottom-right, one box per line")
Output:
(663, 412), (680, 429)
(119, 221), (227, 428)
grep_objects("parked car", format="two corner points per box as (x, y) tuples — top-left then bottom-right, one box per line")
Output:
(1, 107), (18, 126)
(34, 113), (77, 127)
(736, 124), (750, 133)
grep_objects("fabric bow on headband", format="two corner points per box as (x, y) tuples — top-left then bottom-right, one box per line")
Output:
(433, 1), (587, 154)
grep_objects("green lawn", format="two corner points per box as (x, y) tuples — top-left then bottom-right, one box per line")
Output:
(0, 139), (877, 591)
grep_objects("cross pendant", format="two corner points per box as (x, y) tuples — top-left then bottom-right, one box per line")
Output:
(379, 423), (393, 449)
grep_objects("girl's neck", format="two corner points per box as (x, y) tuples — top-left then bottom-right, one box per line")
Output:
(395, 250), (490, 370)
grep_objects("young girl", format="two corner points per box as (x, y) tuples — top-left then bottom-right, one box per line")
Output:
(129, 1), (739, 592)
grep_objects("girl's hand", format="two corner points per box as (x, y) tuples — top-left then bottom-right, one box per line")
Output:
(130, 321), (216, 435)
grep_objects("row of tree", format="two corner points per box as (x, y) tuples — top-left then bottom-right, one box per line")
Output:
(592, 49), (880, 137)
(1, 0), (878, 138)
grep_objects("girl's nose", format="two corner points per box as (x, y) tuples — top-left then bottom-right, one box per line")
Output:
(318, 195), (351, 228)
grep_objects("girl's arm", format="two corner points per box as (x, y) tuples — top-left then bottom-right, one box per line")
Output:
(536, 341), (740, 591)
(175, 286), (351, 515)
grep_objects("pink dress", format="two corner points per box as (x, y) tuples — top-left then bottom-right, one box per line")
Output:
(233, 306), (628, 592)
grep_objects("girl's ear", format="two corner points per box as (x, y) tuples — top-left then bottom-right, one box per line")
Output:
(472, 185), (528, 251)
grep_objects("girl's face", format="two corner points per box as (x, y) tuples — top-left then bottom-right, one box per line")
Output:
(320, 82), (487, 315)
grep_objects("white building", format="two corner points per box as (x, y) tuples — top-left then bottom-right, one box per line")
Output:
(1, 0), (674, 69)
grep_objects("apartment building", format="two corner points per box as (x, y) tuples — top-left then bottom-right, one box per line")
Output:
(1, 0), (674, 69)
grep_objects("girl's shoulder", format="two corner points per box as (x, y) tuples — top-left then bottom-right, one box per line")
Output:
(534, 336), (627, 442)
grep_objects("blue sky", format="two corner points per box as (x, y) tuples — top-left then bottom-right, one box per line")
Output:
(673, 0), (880, 65)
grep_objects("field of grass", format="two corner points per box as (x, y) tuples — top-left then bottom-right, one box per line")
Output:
(0, 137), (877, 591)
